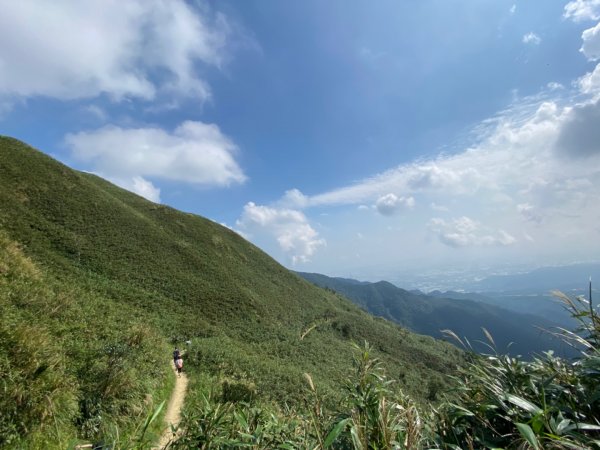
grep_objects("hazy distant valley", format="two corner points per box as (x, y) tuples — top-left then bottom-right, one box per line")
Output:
(298, 264), (598, 357)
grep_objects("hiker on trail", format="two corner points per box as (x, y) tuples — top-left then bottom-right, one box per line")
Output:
(175, 355), (183, 377)
(173, 348), (180, 365)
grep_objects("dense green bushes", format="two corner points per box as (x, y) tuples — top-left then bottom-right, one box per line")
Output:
(0, 233), (171, 448)
(172, 294), (600, 449)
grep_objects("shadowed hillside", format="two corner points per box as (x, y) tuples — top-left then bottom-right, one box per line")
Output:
(297, 272), (574, 357)
(0, 136), (462, 448)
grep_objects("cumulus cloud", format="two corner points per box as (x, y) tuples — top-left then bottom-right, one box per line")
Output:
(429, 217), (516, 248)
(236, 202), (325, 264)
(131, 176), (161, 203)
(65, 121), (246, 193)
(578, 63), (600, 93)
(581, 22), (600, 60)
(280, 188), (309, 208)
(522, 32), (541, 45)
(555, 98), (600, 157)
(375, 193), (415, 216)
(0, 0), (229, 103)
(564, 0), (600, 22)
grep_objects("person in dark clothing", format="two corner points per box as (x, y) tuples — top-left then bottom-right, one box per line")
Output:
(173, 348), (180, 365)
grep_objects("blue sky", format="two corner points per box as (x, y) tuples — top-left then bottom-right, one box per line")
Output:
(2, 0), (600, 286)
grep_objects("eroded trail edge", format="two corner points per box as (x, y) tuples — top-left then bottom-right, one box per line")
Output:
(157, 362), (188, 449)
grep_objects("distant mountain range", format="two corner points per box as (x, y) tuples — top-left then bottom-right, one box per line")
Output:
(466, 263), (600, 294)
(425, 290), (577, 329)
(297, 272), (576, 357)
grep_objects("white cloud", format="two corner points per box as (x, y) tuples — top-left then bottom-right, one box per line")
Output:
(510, 4), (517, 14)
(280, 188), (309, 208)
(577, 63), (600, 93)
(276, 97), (600, 226)
(556, 97), (600, 157)
(236, 202), (325, 264)
(65, 121), (246, 190)
(307, 161), (483, 208)
(260, 90), (600, 266)
(581, 22), (600, 61)
(547, 82), (564, 91)
(522, 32), (541, 45)
(429, 217), (516, 248)
(0, 0), (229, 103)
(84, 105), (108, 121)
(375, 193), (415, 216)
(564, 0), (600, 22)
(131, 176), (161, 202)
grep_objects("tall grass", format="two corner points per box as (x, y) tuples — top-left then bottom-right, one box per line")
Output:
(433, 291), (600, 449)
(168, 292), (600, 449)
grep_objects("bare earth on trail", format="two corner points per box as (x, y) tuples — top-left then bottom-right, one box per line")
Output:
(156, 362), (188, 449)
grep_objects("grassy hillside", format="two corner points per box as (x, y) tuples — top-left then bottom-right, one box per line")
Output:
(0, 136), (462, 447)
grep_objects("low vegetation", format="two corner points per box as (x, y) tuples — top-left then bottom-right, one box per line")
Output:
(2, 136), (598, 448)
(171, 292), (600, 449)
(0, 137), (461, 447)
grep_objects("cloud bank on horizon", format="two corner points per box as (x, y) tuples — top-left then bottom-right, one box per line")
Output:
(1, 0), (600, 277)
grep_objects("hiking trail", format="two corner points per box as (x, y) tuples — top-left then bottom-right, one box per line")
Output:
(156, 360), (188, 449)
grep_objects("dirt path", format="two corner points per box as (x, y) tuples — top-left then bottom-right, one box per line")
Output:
(156, 361), (188, 449)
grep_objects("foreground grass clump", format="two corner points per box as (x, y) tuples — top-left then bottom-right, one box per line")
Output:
(0, 232), (171, 449)
(434, 292), (600, 450)
(174, 343), (428, 449)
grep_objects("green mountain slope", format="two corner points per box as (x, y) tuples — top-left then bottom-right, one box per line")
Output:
(297, 272), (573, 357)
(0, 136), (462, 447)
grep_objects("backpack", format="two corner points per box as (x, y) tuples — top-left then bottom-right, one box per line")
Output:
(176, 358), (183, 369)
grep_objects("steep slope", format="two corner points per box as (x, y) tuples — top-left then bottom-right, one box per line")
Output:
(298, 272), (573, 357)
(0, 137), (462, 447)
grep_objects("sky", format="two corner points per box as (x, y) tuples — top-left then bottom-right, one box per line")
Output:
(2, 0), (600, 286)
